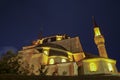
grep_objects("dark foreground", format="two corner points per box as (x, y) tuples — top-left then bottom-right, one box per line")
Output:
(0, 74), (120, 80)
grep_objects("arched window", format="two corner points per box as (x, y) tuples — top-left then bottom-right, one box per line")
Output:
(89, 63), (97, 72)
(61, 59), (66, 63)
(49, 58), (54, 64)
(107, 63), (114, 72)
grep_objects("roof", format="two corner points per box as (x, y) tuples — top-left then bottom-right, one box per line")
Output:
(51, 37), (83, 53)
(84, 52), (100, 59)
(36, 43), (67, 51)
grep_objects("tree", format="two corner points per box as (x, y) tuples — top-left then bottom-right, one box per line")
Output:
(0, 50), (17, 74)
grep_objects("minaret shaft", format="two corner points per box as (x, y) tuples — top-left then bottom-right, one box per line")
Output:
(97, 42), (108, 58)
(94, 27), (108, 58)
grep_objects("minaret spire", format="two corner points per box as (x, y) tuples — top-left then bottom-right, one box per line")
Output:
(93, 16), (108, 58)
(92, 16), (98, 27)
(38, 25), (43, 39)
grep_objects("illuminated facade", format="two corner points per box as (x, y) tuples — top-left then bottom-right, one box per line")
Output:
(17, 19), (119, 76)
(82, 58), (117, 75)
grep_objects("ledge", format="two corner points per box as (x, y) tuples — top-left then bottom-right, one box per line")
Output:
(0, 74), (120, 80)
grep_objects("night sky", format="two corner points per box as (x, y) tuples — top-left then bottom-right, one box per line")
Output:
(0, 0), (120, 71)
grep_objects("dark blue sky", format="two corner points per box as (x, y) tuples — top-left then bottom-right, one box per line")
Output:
(0, 0), (120, 71)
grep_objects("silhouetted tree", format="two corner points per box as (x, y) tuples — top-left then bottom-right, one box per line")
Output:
(0, 50), (17, 74)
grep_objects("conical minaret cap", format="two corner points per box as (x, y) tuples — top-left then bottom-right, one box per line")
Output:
(92, 16), (99, 27)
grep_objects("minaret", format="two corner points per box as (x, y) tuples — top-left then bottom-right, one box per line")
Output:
(92, 16), (108, 58)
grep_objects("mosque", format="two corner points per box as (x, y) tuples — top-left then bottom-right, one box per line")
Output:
(17, 17), (118, 76)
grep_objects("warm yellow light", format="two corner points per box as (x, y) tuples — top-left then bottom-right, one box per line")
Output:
(43, 47), (50, 50)
(83, 58), (116, 63)
(43, 50), (48, 55)
(41, 54), (48, 65)
(43, 47), (50, 55)
(89, 63), (97, 72)
(107, 63), (114, 72)
(49, 58), (54, 64)
(94, 27), (101, 36)
(56, 35), (62, 41)
(38, 39), (43, 44)
(73, 52), (85, 62)
(61, 59), (66, 63)
(68, 55), (73, 61)
(67, 52), (73, 61)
